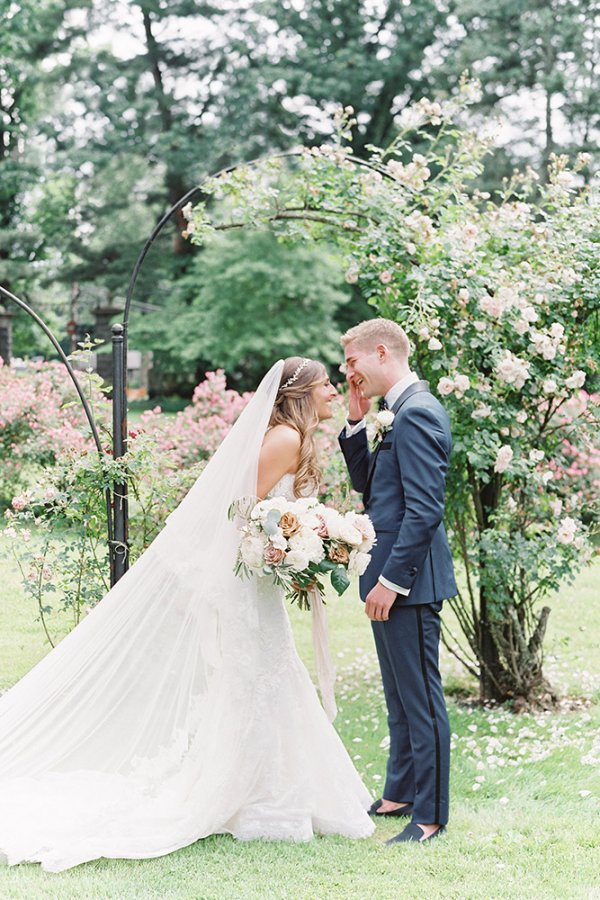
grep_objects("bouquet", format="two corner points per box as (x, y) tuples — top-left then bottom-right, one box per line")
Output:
(229, 495), (376, 610)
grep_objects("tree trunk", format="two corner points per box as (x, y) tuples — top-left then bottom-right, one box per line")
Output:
(478, 580), (511, 702)
(141, 6), (193, 256)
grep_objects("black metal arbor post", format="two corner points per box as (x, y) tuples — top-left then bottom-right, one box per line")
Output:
(2, 151), (383, 588)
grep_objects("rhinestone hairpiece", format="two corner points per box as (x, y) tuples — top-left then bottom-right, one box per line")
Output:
(281, 358), (309, 389)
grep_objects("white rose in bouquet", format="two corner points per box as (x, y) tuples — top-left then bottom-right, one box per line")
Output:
(348, 550), (371, 576)
(285, 549), (310, 572)
(345, 512), (376, 552)
(250, 497), (286, 520)
(240, 535), (268, 569)
(297, 509), (322, 531)
(289, 528), (325, 564)
(269, 528), (288, 551)
(338, 520), (363, 547)
(319, 507), (343, 540)
(293, 497), (320, 511)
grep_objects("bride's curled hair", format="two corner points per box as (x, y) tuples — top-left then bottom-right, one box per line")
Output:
(270, 356), (327, 497)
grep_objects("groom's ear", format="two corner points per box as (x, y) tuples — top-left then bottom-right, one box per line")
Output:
(376, 343), (389, 361)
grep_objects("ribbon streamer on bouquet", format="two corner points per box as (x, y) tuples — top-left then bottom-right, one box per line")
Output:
(309, 587), (337, 721)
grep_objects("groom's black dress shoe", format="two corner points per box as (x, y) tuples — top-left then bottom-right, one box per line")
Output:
(386, 823), (446, 844)
(369, 799), (413, 818)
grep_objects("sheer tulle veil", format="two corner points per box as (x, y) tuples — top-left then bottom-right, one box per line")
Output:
(0, 359), (290, 869)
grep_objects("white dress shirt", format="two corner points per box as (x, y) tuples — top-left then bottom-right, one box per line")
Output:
(344, 373), (419, 597)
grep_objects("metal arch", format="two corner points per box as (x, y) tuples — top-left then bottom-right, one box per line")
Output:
(123, 150), (390, 329)
(111, 149), (393, 584)
(1, 151), (389, 590)
(0, 284), (116, 568)
(0, 285), (105, 457)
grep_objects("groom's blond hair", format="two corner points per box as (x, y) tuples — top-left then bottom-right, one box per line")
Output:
(340, 319), (410, 361)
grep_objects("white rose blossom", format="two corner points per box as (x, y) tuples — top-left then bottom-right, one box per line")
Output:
(494, 445), (514, 474)
(348, 550), (371, 576)
(240, 535), (268, 568)
(496, 351), (531, 390)
(285, 549), (310, 572)
(376, 410), (395, 428)
(549, 498), (563, 517)
(437, 376), (455, 396)
(557, 517), (578, 545)
(289, 528), (325, 564)
(565, 370), (586, 390)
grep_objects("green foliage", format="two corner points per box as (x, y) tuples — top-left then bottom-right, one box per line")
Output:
(131, 230), (351, 389)
(447, 0), (600, 175)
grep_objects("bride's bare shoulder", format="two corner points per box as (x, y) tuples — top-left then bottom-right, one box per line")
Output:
(262, 424), (301, 450)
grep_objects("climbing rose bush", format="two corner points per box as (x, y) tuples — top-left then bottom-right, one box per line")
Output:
(181, 82), (600, 703)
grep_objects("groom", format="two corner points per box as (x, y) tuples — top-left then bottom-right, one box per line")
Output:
(338, 318), (457, 844)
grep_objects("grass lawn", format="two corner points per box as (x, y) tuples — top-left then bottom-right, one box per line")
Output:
(0, 536), (598, 899)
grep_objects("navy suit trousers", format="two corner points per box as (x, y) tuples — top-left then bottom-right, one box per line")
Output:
(371, 601), (450, 825)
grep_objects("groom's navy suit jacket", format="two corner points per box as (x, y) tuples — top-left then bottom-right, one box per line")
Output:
(339, 382), (457, 605)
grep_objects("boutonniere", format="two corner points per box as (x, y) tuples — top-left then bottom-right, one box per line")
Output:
(367, 409), (395, 448)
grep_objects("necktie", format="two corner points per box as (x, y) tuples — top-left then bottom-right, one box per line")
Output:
(377, 397), (388, 411)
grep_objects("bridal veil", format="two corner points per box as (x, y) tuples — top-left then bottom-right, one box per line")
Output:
(0, 358), (372, 871)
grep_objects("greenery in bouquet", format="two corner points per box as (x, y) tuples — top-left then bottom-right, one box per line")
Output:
(229, 495), (375, 611)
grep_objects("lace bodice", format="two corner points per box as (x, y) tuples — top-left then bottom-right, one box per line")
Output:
(268, 472), (296, 501)
(268, 473), (316, 501)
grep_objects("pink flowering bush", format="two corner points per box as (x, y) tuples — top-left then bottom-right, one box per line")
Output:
(2, 370), (253, 640)
(0, 357), (106, 502)
(137, 369), (252, 468)
(183, 84), (600, 703)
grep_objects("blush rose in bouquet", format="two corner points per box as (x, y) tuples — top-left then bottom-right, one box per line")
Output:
(228, 495), (376, 610)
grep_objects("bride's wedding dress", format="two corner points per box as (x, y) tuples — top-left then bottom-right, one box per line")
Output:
(0, 361), (373, 873)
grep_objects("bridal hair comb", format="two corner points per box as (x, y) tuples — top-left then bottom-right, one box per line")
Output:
(281, 358), (310, 389)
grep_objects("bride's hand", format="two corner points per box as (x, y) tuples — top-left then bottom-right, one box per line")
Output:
(347, 375), (371, 421)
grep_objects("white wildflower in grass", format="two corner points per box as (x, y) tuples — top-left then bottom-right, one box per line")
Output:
(428, 337), (442, 350)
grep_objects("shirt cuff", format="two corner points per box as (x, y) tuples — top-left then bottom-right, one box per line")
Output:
(345, 418), (366, 438)
(378, 575), (410, 596)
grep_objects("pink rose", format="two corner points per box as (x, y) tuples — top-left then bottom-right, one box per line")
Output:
(263, 543), (286, 565)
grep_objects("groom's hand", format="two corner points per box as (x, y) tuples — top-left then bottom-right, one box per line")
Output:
(347, 375), (371, 421)
(365, 582), (397, 621)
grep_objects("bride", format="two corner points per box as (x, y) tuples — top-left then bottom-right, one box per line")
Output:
(0, 357), (374, 872)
